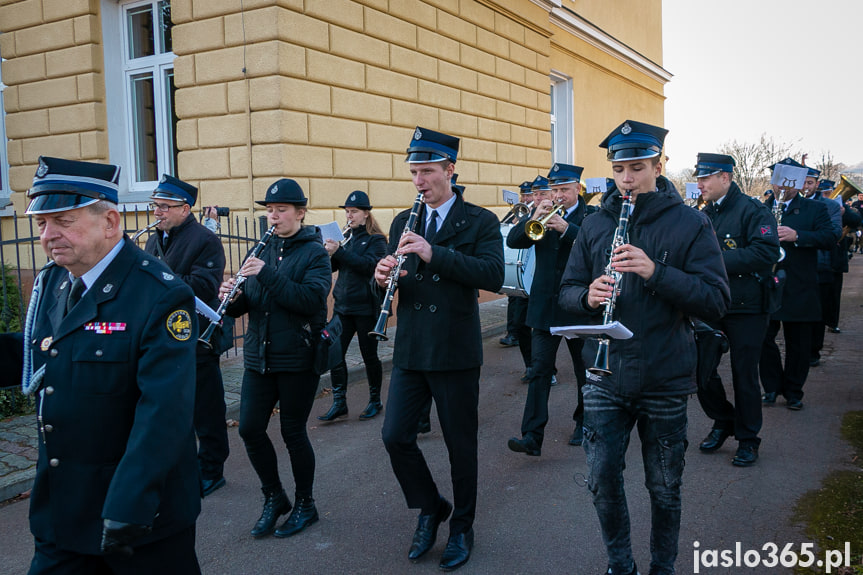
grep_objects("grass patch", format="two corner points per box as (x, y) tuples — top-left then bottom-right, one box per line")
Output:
(792, 411), (863, 574)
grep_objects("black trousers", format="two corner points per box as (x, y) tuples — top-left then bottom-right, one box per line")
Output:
(699, 313), (768, 445)
(760, 320), (814, 402)
(29, 526), (200, 575)
(506, 296), (532, 369)
(381, 366), (480, 535)
(329, 313), (383, 393)
(811, 280), (834, 360)
(239, 369), (319, 498)
(827, 272), (843, 329)
(521, 329), (585, 446)
(195, 353), (229, 480)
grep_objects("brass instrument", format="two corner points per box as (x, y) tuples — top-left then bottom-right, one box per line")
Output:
(199, 225), (277, 349)
(501, 201), (534, 224)
(589, 189), (634, 376)
(525, 202), (565, 240)
(772, 188), (787, 263)
(369, 192), (424, 341)
(131, 220), (159, 242)
(340, 223), (353, 246)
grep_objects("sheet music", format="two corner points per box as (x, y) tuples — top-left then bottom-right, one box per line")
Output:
(770, 164), (808, 190)
(319, 221), (344, 243)
(502, 189), (519, 205)
(550, 321), (633, 340)
(585, 178), (607, 196)
(685, 182), (701, 200)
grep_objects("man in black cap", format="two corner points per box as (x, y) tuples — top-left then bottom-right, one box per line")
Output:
(560, 121), (729, 575)
(692, 153), (780, 467)
(375, 126), (504, 571)
(506, 162), (590, 456)
(143, 175), (229, 496)
(760, 158), (837, 410)
(18, 157), (200, 573)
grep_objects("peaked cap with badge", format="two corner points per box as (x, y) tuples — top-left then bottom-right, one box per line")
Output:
(547, 163), (585, 186)
(817, 179), (835, 192)
(518, 180), (535, 194)
(405, 126), (459, 163)
(530, 175), (551, 192)
(256, 178), (308, 206)
(151, 174), (198, 206)
(694, 153), (736, 178)
(340, 190), (373, 210)
(599, 120), (668, 162)
(768, 157), (805, 171)
(26, 156), (121, 215)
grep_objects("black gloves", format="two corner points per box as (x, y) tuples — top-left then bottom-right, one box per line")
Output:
(100, 519), (152, 556)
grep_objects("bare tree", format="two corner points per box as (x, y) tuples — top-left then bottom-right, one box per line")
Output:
(718, 134), (802, 196)
(812, 151), (845, 183)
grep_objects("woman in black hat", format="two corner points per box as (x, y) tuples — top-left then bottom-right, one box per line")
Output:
(220, 178), (332, 539)
(318, 191), (388, 421)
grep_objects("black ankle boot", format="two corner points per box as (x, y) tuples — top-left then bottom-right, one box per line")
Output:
(274, 496), (319, 537)
(318, 364), (348, 421)
(317, 399), (348, 421)
(251, 489), (291, 538)
(359, 363), (383, 420)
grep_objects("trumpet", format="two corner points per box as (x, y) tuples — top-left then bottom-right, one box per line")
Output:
(340, 223), (353, 246)
(131, 220), (159, 242)
(501, 201), (534, 224)
(589, 189), (633, 376)
(525, 202), (565, 241)
(199, 225), (276, 349)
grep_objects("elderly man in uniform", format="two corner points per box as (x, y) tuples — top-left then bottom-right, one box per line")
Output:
(560, 121), (729, 575)
(375, 127), (503, 571)
(144, 175), (229, 496)
(760, 158), (837, 410)
(18, 157), (200, 574)
(506, 162), (590, 456)
(693, 153), (780, 467)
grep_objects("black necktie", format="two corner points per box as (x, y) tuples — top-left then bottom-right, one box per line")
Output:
(66, 277), (85, 316)
(425, 210), (438, 243)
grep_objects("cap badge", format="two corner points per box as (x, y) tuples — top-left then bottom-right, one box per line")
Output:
(36, 159), (49, 178)
(163, 272), (174, 281)
(621, 123), (632, 135)
(350, 194), (356, 202)
(414, 127), (422, 140)
(553, 165), (560, 172)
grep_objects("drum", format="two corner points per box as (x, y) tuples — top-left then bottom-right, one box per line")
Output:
(499, 223), (535, 298)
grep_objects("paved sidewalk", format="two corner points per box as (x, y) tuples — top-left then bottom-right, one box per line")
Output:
(0, 297), (510, 502)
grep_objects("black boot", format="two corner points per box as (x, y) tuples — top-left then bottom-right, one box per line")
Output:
(250, 488), (291, 538)
(318, 363), (348, 421)
(274, 496), (319, 537)
(359, 361), (383, 420)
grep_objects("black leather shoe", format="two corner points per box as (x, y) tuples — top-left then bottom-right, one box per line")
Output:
(507, 435), (541, 456)
(499, 334), (519, 347)
(408, 497), (453, 561)
(439, 528), (474, 571)
(550, 374), (558, 386)
(828, 326), (841, 334)
(520, 367), (533, 383)
(569, 426), (583, 446)
(786, 399), (803, 411)
(732, 444), (759, 467)
(274, 497), (318, 537)
(762, 392), (777, 405)
(317, 400), (348, 421)
(417, 419), (432, 434)
(202, 476), (226, 497)
(698, 429), (731, 452)
(359, 401), (383, 420)
(251, 489), (291, 538)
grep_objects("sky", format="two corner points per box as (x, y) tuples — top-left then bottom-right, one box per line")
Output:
(661, 0), (863, 174)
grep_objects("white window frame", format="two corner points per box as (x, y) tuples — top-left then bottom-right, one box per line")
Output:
(550, 72), (573, 164)
(0, 47), (10, 209)
(102, 0), (176, 203)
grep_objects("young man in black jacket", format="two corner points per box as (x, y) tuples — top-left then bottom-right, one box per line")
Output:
(693, 153), (780, 467)
(559, 122), (729, 575)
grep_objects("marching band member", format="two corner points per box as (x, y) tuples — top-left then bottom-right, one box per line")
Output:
(221, 179), (332, 539)
(374, 127), (503, 571)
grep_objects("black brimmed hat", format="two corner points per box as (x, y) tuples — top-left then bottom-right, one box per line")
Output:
(768, 157), (804, 171)
(694, 153), (736, 178)
(151, 174), (198, 206)
(599, 120), (668, 162)
(530, 175), (551, 192)
(547, 163), (585, 186)
(340, 191), (372, 209)
(26, 156), (121, 214)
(255, 178), (308, 206)
(405, 126), (459, 163)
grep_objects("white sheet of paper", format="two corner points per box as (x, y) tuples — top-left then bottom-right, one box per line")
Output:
(685, 182), (701, 199)
(502, 189), (519, 205)
(195, 297), (221, 323)
(585, 178), (607, 196)
(319, 221), (344, 243)
(550, 321), (633, 340)
(770, 165), (809, 190)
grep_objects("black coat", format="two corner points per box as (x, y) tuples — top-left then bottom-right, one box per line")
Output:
(507, 199), (588, 330)
(387, 191), (504, 371)
(330, 225), (387, 316)
(701, 183), (780, 314)
(765, 194), (838, 321)
(559, 177), (730, 397)
(227, 226), (331, 373)
(27, 239), (200, 554)
(0, 332), (23, 389)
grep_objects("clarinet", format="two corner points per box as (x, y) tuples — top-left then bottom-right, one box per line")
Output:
(369, 192), (424, 341)
(199, 225), (276, 348)
(772, 188), (787, 263)
(588, 189), (633, 376)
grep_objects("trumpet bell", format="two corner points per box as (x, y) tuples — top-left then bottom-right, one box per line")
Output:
(525, 220), (547, 241)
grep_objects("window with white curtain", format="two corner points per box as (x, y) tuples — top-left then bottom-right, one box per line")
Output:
(550, 73), (573, 164)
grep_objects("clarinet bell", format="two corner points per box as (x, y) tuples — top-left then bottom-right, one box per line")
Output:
(588, 339), (612, 376)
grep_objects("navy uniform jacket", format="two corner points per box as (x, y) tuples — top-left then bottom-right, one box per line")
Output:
(330, 224), (387, 317)
(387, 191), (504, 371)
(559, 177), (730, 397)
(766, 194), (837, 322)
(27, 238), (200, 554)
(701, 182), (780, 314)
(506, 199), (587, 330)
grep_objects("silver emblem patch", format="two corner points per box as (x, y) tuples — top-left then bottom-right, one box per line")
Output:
(163, 272), (174, 281)
(621, 123), (632, 135)
(103, 284), (114, 293)
(414, 128), (422, 140)
(36, 158), (49, 178)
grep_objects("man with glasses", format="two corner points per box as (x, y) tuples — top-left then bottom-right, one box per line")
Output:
(144, 175), (230, 498)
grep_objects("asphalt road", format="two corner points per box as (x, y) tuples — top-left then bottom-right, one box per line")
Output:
(2, 269), (862, 574)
